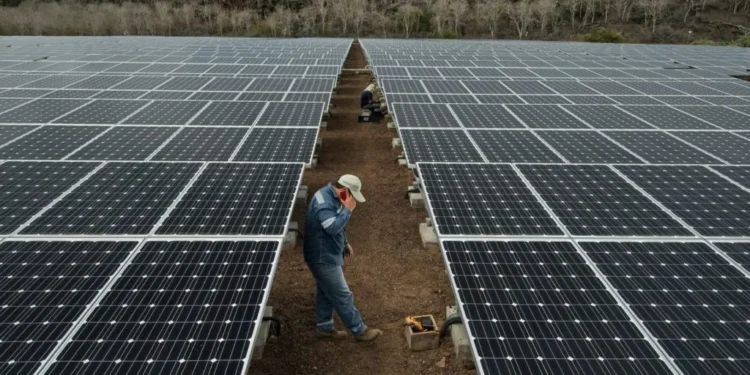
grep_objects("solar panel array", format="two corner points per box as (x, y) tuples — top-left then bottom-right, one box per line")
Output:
(0, 36), (350, 375)
(362, 39), (750, 375)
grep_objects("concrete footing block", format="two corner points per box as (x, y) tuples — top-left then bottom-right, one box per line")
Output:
(305, 156), (318, 169)
(404, 315), (439, 351)
(296, 185), (308, 206)
(392, 138), (401, 149)
(398, 158), (408, 167)
(320, 121), (327, 129)
(409, 192), (424, 208)
(283, 222), (298, 251)
(419, 222), (438, 248)
(315, 137), (323, 151)
(252, 306), (274, 361)
(446, 306), (475, 369)
(387, 122), (396, 129)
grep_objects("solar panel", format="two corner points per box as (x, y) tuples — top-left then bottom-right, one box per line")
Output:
(475, 95), (525, 104)
(0, 126), (106, 160)
(604, 131), (721, 164)
(68, 127), (178, 161)
(155, 163), (302, 235)
(0, 99), (89, 123)
(190, 102), (265, 126)
(506, 105), (590, 129)
(418, 163), (561, 236)
(502, 81), (555, 95)
(399, 129), (484, 164)
(421, 80), (469, 94)
(392, 103), (460, 128)
(0, 125), (37, 143)
(21, 162), (201, 235)
(236, 92), (286, 102)
(233, 127), (318, 163)
(112, 76), (173, 90)
(444, 240), (674, 375)
(67, 76), (129, 90)
(674, 106), (750, 130)
(519, 164), (692, 236)
(255, 102), (323, 127)
(53, 100), (148, 124)
(671, 131), (750, 164)
(450, 104), (525, 129)
(581, 241), (750, 375)
(460, 81), (512, 95)
(380, 79), (426, 94)
(616, 165), (750, 237)
(124, 101), (208, 125)
(46, 240), (280, 375)
(0, 240), (138, 374)
(713, 241), (750, 267)
(618, 106), (719, 130)
(140, 91), (193, 100)
(0, 98), (29, 113)
(468, 130), (563, 163)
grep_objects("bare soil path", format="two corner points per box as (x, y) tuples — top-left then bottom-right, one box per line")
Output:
(250, 42), (476, 375)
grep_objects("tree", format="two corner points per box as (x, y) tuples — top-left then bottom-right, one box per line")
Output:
(448, 0), (467, 35)
(396, 3), (421, 37)
(474, 0), (506, 38)
(313, 0), (328, 35)
(534, 0), (557, 36)
(508, 0), (535, 39)
(639, 0), (669, 33)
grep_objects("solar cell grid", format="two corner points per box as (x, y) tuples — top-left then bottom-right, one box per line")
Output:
(245, 78), (293, 92)
(616, 165), (750, 237)
(0, 89), (53, 98)
(125, 101), (208, 125)
(156, 163), (301, 235)
(140, 91), (193, 100)
(0, 126), (105, 160)
(581, 241), (750, 375)
(0, 99), (89, 124)
(675, 106), (750, 130)
(155, 76), (212, 91)
(605, 131), (721, 164)
(291, 78), (334, 92)
(234, 127), (318, 163)
(421, 80), (469, 94)
(381, 79), (426, 94)
(54, 99), (148, 124)
(501, 81), (555, 95)
(713, 242), (750, 268)
(518, 95), (572, 105)
(671, 131), (750, 164)
(506, 105), (590, 129)
(21, 162), (201, 235)
(450, 104), (525, 129)
(68, 127), (177, 161)
(418, 163), (561, 236)
(48, 240), (279, 375)
(393, 103), (460, 128)
(0, 74), (49, 88)
(475, 95), (525, 104)
(519, 164), (692, 236)
(468, 130), (562, 163)
(255, 102), (322, 127)
(0, 98), (29, 113)
(712, 166), (750, 189)
(67, 76), (129, 90)
(112, 76), (172, 91)
(200, 77), (252, 92)
(0, 240), (137, 375)
(445, 240), (674, 375)
(618, 105), (719, 130)
(399, 129), (483, 164)
(20, 75), (87, 89)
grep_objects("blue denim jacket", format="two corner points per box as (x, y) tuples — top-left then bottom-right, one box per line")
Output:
(304, 183), (350, 266)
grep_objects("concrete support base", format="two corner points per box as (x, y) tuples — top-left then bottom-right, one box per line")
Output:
(252, 306), (274, 361)
(387, 122), (396, 129)
(315, 137), (323, 151)
(305, 156), (318, 169)
(404, 315), (439, 351)
(296, 185), (308, 206)
(398, 158), (408, 167)
(419, 221), (438, 248)
(446, 306), (475, 369)
(320, 121), (328, 129)
(392, 138), (401, 149)
(283, 222), (298, 251)
(409, 192), (424, 208)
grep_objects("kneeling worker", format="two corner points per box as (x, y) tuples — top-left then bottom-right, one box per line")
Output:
(361, 84), (388, 115)
(304, 175), (382, 341)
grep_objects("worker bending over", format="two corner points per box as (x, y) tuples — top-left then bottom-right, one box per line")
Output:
(361, 84), (388, 115)
(303, 175), (382, 342)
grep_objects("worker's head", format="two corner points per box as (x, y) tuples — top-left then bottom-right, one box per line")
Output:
(364, 84), (375, 93)
(334, 174), (366, 202)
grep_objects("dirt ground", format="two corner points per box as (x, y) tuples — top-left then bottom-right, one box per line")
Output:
(250, 43), (477, 375)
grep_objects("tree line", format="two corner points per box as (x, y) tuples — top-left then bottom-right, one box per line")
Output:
(0, 0), (748, 43)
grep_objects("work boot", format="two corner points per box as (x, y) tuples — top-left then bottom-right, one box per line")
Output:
(316, 329), (347, 339)
(355, 328), (382, 342)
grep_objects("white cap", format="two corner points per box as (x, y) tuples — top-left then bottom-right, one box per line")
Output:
(337, 174), (366, 203)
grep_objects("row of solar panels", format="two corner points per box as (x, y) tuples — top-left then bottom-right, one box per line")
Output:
(362, 38), (750, 375)
(0, 62), (345, 75)
(374, 67), (746, 80)
(417, 162), (750, 237)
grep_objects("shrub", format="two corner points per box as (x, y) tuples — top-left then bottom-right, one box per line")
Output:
(732, 35), (750, 48)
(440, 30), (458, 39)
(690, 38), (724, 45)
(580, 25), (625, 43)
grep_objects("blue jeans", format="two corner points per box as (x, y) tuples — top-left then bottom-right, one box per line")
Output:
(307, 262), (367, 336)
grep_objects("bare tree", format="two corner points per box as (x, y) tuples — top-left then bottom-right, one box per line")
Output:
(448, 0), (467, 35)
(534, 0), (557, 36)
(639, 0), (669, 33)
(396, 3), (421, 38)
(430, 0), (450, 35)
(728, 0), (746, 13)
(508, 0), (534, 39)
(350, 0), (368, 36)
(313, 0), (327, 34)
(613, 0), (634, 20)
(474, 0), (506, 38)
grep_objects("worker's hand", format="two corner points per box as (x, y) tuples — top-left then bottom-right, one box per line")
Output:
(342, 193), (356, 211)
(344, 244), (354, 259)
